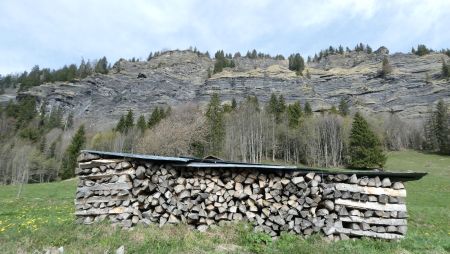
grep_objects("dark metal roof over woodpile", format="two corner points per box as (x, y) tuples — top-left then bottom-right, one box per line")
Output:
(81, 150), (427, 181)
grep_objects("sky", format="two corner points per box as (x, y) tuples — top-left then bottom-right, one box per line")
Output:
(0, 0), (449, 75)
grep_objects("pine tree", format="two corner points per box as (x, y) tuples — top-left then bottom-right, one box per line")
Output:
(231, 98), (237, 110)
(95, 57), (108, 74)
(288, 53), (305, 75)
(434, 100), (449, 154)
(304, 102), (313, 116)
(115, 115), (126, 133)
(442, 59), (449, 79)
(349, 113), (386, 168)
(206, 93), (225, 155)
(338, 98), (350, 116)
(124, 109), (134, 130)
(60, 125), (85, 179)
(148, 107), (162, 128)
(287, 101), (303, 128)
(137, 115), (147, 133)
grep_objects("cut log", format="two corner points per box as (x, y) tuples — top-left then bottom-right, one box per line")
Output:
(74, 206), (133, 215)
(335, 199), (407, 212)
(334, 183), (406, 197)
(78, 159), (122, 169)
(78, 182), (132, 192)
(335, 227), (404, 240)
(339, 216), (407, 226)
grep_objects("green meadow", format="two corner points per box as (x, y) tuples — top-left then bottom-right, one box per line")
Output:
(0, 150), (449, 253)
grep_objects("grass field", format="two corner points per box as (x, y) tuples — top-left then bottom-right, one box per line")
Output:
(0, 150), (449, 253)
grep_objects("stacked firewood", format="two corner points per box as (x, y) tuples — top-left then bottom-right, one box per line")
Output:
(75, 152), (407, 240)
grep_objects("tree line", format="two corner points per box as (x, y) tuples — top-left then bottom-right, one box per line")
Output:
(0, 57), (109, 92)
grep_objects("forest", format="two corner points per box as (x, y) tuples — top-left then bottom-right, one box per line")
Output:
(0, 91), (448, 186)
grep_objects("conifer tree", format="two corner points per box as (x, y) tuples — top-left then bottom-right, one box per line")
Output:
(231, 98), (237, 110)
(124, 109), (134, 130)
(60, 125), (85, 179)
(339, 98), (350, 116)
(304, 102), (313, 116)
(434, 100), (449, 154)
(288, 53), (305, 75)
(115, 115), (126, 133)
(442, 59), (449, 79)
(206, 93), (225, 155)
(148, 107), (162, 128)
(137, 115), (147, 133)
(349, 113), (386, 168)
(287, 101), (303, 128)
(95, 57), (108, 74)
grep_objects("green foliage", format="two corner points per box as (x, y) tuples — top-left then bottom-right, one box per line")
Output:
(442, 59), (449, 79)
(338, 98), (350, 116)
(60, 125), (85, 179)
(413, 44), (432, 56)
(0, 151), (449, 253)
(136, 115), (147, 133)
(94, 57), (108, 74)
(349, 113), (386, 168)
(205, 93), (225, 155)
(231, 98), (237, 110)
(329, 106), (338, 114)
(125, 109), (134, 128)
(434, 100), (449, 154)
(18, 127), (41, 142)
(424, 100), (450, 154)
(304, 102), (313, 116)
(147, 107), (167, 129)
(115, 115), (126, 133)
(287, 101), (303, 128)
(6, 96), (37, 129)
(288, 53), (305, 75)
(266, 93), (286, 122)
(213, 50), (235, 74)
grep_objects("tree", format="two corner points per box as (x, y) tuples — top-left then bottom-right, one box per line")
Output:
(434, 100), (449, 154)
(124, 109), (134, 131)
(338, 98), (350, 116)
(349, 113), (386, 168)
(115, 115), (126, 133)
(442, 59), (449, 79)
(148, 107), (162, 128)
(304, 102), (313, 116)
(137, 115), (147, 133)
(287, 102), (302, 128)
(95, 57), (108, 74)
(414, 44), (431, 56)
(205, 93), (225, 155)
(60, 125), (85, 179)
(288, 53), (305, 75)
(231, 98), (237, 110)
(380, 56), (392, 77)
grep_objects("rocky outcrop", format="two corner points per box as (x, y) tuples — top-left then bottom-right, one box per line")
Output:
(20, 49), (450, 126)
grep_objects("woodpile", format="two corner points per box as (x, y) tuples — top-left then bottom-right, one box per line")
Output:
(75, 152), (408, 240)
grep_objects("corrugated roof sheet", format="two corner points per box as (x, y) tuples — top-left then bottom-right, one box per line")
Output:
(81, 150), (427, 181)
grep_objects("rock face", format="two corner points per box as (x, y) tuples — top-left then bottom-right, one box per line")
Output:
(20, 49), (450, 126)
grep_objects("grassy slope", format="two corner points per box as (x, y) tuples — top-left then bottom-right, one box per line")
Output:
(0, 151), (449, 254)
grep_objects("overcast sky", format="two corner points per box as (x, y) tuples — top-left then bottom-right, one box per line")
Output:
(1, 0), (449, 75)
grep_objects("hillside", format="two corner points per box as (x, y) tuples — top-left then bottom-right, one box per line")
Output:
(18, 49), (450, 128)
(0, 151), (448, 253)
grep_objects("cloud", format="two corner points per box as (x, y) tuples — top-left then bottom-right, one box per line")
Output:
(0, 0), (449, 74)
